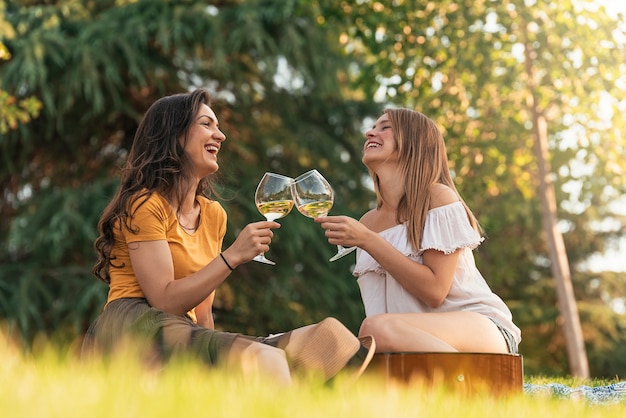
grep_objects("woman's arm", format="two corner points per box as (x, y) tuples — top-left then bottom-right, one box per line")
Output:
(317, 184), (462, 308)
(364, 184), (462, 307)
(362, 236), (460, 308)
(129, 221), (279, 317)
(128, 239), (231, 316)
(194, 291), (216, 329)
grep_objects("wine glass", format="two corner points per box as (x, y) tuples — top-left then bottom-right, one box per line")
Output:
(253, 172), (295, 265)
(291, 169), (356, 262)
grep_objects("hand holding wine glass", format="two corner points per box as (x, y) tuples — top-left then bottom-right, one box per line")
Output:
(253, 172), (295, 265)
(291, 169), (356, 262)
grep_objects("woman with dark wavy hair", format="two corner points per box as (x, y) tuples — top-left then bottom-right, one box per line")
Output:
(316, 108), (520, 355)
(84, 88), (375, 384)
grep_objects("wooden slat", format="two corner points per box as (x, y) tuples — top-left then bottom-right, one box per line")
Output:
(370, 352), (523, 396)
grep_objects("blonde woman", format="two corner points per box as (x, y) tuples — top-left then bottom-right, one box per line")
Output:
(316, 108), (520, 354)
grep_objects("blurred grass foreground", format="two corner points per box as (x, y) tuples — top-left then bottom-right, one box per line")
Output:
(1, 330), (624, 418)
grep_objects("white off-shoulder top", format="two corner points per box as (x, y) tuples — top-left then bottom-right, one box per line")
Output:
(353, 201), (521, 345)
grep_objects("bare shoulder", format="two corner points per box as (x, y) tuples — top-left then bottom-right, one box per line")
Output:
(429, 183), (459, 209)
(359, 209), (377, 228)
(359, 208), (399, 232)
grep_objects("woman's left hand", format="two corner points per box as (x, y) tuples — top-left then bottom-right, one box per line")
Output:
(314, 215), (370, 248)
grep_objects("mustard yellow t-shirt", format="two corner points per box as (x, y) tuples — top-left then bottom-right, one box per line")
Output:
(106, 192), (227, 321)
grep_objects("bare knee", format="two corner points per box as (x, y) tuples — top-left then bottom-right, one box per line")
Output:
(251, 344), (292, 381)
(358, 315), (379, 338)
(359, 315), (399, 347)
(230, 340), (292, 384)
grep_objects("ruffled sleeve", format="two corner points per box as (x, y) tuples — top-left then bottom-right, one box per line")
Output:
(419, 201), (483, 256)
(353, 202), (483, 278)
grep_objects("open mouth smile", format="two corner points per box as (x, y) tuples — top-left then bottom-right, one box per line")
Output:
(205, 144), (219, 154)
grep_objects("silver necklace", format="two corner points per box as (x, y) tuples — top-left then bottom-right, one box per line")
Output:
(179, 213), (200, 232)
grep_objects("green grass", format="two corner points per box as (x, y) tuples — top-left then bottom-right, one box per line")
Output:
(2, 333), (624, 418)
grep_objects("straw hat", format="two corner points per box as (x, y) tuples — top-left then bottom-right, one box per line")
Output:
(264, 317), (376, 381)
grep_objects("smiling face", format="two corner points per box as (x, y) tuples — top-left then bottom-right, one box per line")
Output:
(182, 103), (226, 179)
(362, 112), (398, 170)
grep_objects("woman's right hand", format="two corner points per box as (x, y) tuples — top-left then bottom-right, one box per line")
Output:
(223, 221), (281, 267)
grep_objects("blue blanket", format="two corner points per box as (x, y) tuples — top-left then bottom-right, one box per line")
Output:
(524, 382), (626, 404)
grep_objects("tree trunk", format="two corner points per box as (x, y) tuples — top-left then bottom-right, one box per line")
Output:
(524, 39), (590, 378)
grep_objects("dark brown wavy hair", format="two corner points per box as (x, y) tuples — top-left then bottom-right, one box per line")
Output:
(93, 88), (216, 284)
(368, 108), (481, 250)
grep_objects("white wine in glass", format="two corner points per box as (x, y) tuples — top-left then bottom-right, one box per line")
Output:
(292, 169), (356, 262)
(254, 172), (295, 265)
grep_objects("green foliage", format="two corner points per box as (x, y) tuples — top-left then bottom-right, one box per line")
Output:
(0, 263), (107, 348)
(0, 91), (42, 134)
(0, 1), (42, 134)
(1, 180), (115, 345)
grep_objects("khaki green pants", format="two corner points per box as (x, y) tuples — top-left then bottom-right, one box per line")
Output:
(82, 298), (239, 365)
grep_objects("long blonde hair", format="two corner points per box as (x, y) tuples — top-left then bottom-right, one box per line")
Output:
(369, 108), (481, 250)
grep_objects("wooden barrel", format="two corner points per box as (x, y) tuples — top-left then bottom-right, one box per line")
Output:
(370, 352), (523, 396)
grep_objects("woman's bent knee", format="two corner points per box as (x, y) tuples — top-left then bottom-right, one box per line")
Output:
(359, 314), (399, 347)
(230, 339), (292, 384)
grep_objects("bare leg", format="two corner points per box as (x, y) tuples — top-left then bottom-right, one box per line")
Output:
(262, 317), (371, 380)
(359, 312), (509, 353)
(227, 337), (292, 385)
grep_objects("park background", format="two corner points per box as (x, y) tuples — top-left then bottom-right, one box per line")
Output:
(1, 0), (625, 379)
